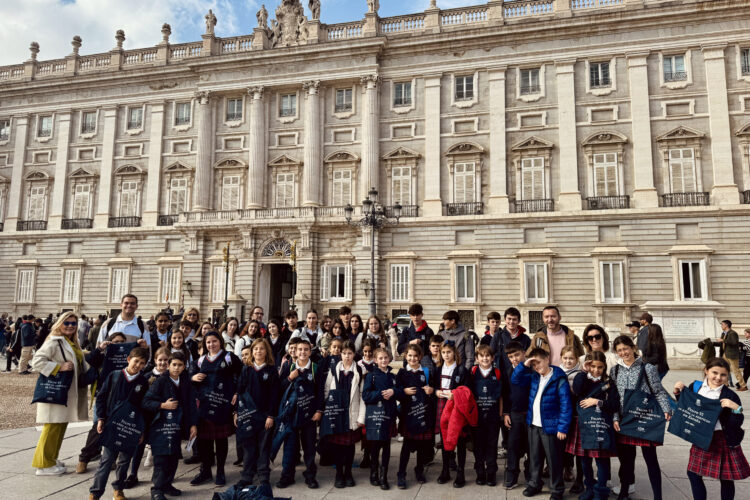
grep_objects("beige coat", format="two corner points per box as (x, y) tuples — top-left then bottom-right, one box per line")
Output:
(31, 336), (90, 424)
(324, 361), (366, 431)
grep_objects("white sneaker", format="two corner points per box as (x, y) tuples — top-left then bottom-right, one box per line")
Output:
(144, 448), (153, 468)
(36, 465), (66, 476)
(612, 484), (635, 495)
(397, 435), (404, 442)
(56, 460), (65, 468)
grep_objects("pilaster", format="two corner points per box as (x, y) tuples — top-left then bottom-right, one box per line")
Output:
(302, 81), (322, 206)
(94, 107), (118, 227)
(5, 116), (29, 230)
(626, 52), (659, 208)
(361, 74), (380, 201)
(555, 60), (582, 211)
(48, 111), (72, 229)
(193, 91), (214, 211)
(423, 74), (443, 217)
(488, 68), (509, 214)
(247, 86), (266, 208)
(142, 103), (165, 226)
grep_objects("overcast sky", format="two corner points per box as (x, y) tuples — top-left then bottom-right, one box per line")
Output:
(0, 0), (480, 65)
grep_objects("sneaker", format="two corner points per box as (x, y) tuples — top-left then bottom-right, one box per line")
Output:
(523, 485), (541, 497)
(144, 448), (153, 468)
(36, 465), (66, 476)
(112, 490), (126, 500)
(612, 484), (635, 495)
(56, 460), (65, 468)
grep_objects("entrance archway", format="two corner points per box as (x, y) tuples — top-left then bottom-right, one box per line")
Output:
(258, 263), (294, 320)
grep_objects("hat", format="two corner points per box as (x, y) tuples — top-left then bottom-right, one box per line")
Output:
(626, 321), (640, 329)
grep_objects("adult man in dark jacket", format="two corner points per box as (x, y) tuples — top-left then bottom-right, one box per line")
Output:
(719, 320), (747, 391)
(18, 315), (37, 374)
(637, 312), (653, 355)
(442, 310), (474, 369)
(4, 324), (21, 372)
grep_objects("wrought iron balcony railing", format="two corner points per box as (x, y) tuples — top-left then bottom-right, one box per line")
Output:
(108, 216), (142, 228)
(17, 220), (48, 231)
(61, 218), (93, 229)
(157, 214), (179, 226)
(445, 202), (483, 216)
(513, 199), (554, 213)
(664, 71), (687, 82)
(586, 195), (630, 210)
(384, 205), (418, 218)
(661, 192), (709, 207)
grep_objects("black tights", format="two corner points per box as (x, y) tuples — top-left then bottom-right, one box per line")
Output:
(398, 439), (431, 476)
(688, 470), (735, 500)
(617, 442), (661, 500)
(442, 437), (467, 472)
(198, 438), (228, 473)
(333, 444), (355, 476)
(370, 441), (391, 471)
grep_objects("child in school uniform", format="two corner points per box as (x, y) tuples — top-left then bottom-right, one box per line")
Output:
(142, 351), (198, 500)
(356, 338), (377, 468)
(561, 345), (584, 493)
(278, 336), (299, 376)
(276, 339), (324, 489)
(470, 344), (503, 487)
(512, 347), (572, 500)
(567, 352), (619, 500)
(434, 339), (470, 487)
(420, 334), (444, 372)
(235, 338), (280, 487)
(322, 341), (365, 488)
(89, 347), (150, 500)
(395, 344), (435, 488)
(362, 347), (402, 490)
(673, 357), (749, 500)
(502, 341), (530, 490)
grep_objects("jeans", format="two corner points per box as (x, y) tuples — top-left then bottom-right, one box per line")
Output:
(280, 423), (317, 481)
(90, 445), (132, 497)
(582, 456), (611, 497)
(687, 470), (735, 500)
(528, 425), (565, 495)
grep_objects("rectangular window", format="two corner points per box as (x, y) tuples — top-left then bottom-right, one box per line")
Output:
(668, 148), (697, 193)
(390, 264), (410, 302)
(120, 180), (138, 217)
(17, 269), (35, 303)
(335, 89), (353, 112)
(663, 54), (687, 82)
(279, 94), (297, 117)
(593, 153), (619, 196)
(211, 265), (231, 303)
(226, 98), (243, 121)
(28, 186), (46, 220)
(221, 175), (240, 210)
(456, 264), (476, 301)
(175, 102), (191, 126)
(72, 184), (91, 219)
(600, 261), (624, 303)
(520, 68), (541, 95)
(81, 111), (97, 134)
(589, 61), (611, 88)
(0, 119), (9, 140)
(524, 262), (548, 302)
(38, 115), (52, 137)
(391, 166), (412, 205)
(680, 260), (705, 300)
(742, 48), (750, 75)
(275, 173), (295, 208)
(169, 178), (187, 215)
(62, 268), (81, 303)
(161, 267), (180, 303)
(331, 170), (352, 206)
(127, 107), (143, 130)
(110, 267), (129, 303)
(521, 157), (545, 200)
(453, 162), (476, 203)
(455, 75), (474, 101)
(394, 82), (412, 107)
(320, 264), (352, 301)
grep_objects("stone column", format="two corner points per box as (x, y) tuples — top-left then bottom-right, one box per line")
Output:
(193, 91), (214, 211)
(302, 81), (322, 206)
(142, 102), (165, 226)
(48, 111), (72, 229)
(626, 52), (659, 208)
(423, 74), (442, 217)
(360, 74), (380, 201)
(555, 60), (582, 211)
(488, 68), (509, 214)
(247, 86), (266, 208)
(5, 116), (29, 230)
(94, 107), (118, 227)
(702, 44), (740, 205)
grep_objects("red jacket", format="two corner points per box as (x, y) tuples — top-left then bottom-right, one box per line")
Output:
(439, 385), (478, 451)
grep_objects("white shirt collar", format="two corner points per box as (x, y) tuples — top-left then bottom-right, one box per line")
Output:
(170, 376), (180, 386)
(479, 366), (492, 377)
(254, 362), (266, 371)
(407, 366), (422, 373)
(296, 359), (312, 371)
(122, 369), (139, 382)
(698, 379), (723, 399)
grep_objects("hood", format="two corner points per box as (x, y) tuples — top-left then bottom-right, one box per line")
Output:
(444, 324), (466, 337)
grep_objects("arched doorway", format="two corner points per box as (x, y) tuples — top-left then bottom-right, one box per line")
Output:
(257, 238), (295, 320)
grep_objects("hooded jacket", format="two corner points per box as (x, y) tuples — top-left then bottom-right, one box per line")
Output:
(511, 363), (573, 435)
(442, 324), (474, 370)
(439, 385), (478, 451)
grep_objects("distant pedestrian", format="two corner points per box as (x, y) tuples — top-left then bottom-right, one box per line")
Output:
(19, 315), (37, 374)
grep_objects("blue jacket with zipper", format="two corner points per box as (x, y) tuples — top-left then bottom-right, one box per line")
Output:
(511, 363), (572, 435)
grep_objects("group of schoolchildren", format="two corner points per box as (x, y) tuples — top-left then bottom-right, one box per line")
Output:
(85, 303), (748, 500)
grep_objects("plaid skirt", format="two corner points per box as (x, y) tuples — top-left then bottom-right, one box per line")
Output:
(687, 431), (750, 481)
(326, 428), (362, 446)
(435, 398), (447, 434)
(198, 418), (235, 440)
(565, 418), (616, 458)
(615, 432), (661, 448)
(403, 428), (434, 441)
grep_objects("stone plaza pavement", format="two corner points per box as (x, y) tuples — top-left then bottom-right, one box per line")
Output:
(0, 370), (747, 499)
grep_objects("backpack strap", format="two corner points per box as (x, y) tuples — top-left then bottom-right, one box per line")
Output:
(494, 368), (501, 382)
(421, 366), (429, 382)
(691, 380), (702, 393)
(197, 355), (206, 369)
(471, 365), (477, 375)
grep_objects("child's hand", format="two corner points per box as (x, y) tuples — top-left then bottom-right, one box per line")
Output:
(99, 341), (111, 350)
(404, 387), (417, 395)
(96, 419), (104, 434)
(504, 415), (511, 428)
(556, 432), (566, 440)
(288, 369), (299, 381)
(523, 358), (536, 368)
(579, 398), (599, 409)
(582, 360), (591, 373)
(720, 399), (740, 411)
(192, 373), (206, 383)
(231, 394), (238, 406)
(265, 417), (274, 430)
(137, 339), (148, 348)
(312, 411), (322, 422)
(613, 421), (620, 432)
(673, 381), (685, 395)
(161, 398), (179, 410)
(382, 389), (395, 400)
(423, 386), (434, 395)
(189, 425), (197, 439)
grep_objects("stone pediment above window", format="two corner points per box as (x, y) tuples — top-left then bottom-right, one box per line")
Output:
(268, 154), (302, 172)
(445, 142), (485, 157)
(582, 131), (628, 147)
(25, 170), (52, 181)
(69, 168), (97, 180)
(215, 158), (246, 170)
(325, 151), (360, 164)
(114, 165), (144, 177)
(165, 161), (194, 174)
(0, 173), (10, 185)
(656, 126), (704, 143)
(511, 136), (554, 152)
(735, 122), (750, 137)
(382, 146), (421, 161)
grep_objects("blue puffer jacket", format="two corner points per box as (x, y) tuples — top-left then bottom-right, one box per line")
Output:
(511, 363), (572, 435)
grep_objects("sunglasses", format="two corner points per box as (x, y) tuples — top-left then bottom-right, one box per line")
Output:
(588, 334), (603, 341)
(63, 321), (78, 327)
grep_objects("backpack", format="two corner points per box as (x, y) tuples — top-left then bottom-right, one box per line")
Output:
(197, 351), (233, 369)
(471, 365), (501, 382)
(106, 317), (145, 337)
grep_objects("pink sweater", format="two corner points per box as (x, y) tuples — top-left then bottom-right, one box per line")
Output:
(547, 329), (566, 367)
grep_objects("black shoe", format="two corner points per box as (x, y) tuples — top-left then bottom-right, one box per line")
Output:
(379, 467), (390, 490)
(453, 469), (465, 488)
(578, 488), (595, 500)
(306, 478), (319, 489)
(569, 481), (584, 494)
(232, 459), (243, 466)
(344, 468), (355, 487)
(437, 469), (451, 484)
(215, 469), (226, 486)
(360, 456), (371, 469)
(523, 486), (542, 497)
(189, 469), (212, 486)
(415, 469), (426, 484)
(151, 492), (167, 500)
(183, 456), (200, 465)
(550, 494), (564, 500)
(334, 472), (346, 489)
(164, 485), (182, 496)
(275, 477), (294, 489)
(475, 471), (486, 486)
(370, 468), (380, 486)
(397, 474), (407, 489)
(19, 370), (31, 375)
(123, 475), (139, 489)
(505, 471), (519, 489)
(616, 492), (630, 500)
(486, 473), (497, 487)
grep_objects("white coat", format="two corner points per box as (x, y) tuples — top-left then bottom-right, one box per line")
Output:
(324, 361), (366, 431)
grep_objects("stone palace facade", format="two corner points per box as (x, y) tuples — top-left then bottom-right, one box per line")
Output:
(1, 0), (749, 361)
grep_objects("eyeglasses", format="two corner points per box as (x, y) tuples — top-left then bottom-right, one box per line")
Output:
(588, 334), (603, 341)
(63, 321), (78, 327)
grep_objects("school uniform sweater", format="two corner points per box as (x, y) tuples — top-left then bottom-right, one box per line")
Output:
(236, 364), (281, 420)
(362, 369), (403, 417)
(142, 373), (199, 440)
(470, 366), (503, 425)
(502, 362), (531, 414)
(95, 369), (149, 421)
(431, 363), (470, 391)
(280, 361), (325, 413)
(570, 372), (620, 417)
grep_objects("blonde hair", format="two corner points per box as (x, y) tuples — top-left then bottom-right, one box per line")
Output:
(47, 311), (81, 349)
(250, 338), (275, 366)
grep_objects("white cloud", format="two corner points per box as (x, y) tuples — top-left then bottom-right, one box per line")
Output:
(0, 0), (259, 65)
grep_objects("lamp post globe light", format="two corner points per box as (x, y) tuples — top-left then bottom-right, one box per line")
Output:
(345, 188), (401, 316)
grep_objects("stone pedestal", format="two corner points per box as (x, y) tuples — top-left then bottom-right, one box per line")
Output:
(632, 188), (659, 209)
(253, 28), (269, 50)
(487, 196), (510, 215)
(363, 12), (378, 37)
(306, 20), (321, 44)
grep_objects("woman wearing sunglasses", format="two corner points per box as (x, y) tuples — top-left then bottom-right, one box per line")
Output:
(30, 311), (92, 476)
(579, 324), (622, 375)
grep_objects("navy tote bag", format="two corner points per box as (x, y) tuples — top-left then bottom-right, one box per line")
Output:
(31, 340), (74, 406)
(616, 365), (666, 444)
(667, 382), (722, 450)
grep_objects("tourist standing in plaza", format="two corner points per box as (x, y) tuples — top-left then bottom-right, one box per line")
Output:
(528, 306), (584, 366)
(636, 313), (653, 357)
(4, 323), (21, 372)
(717, 320), (747, 391)
(96, 295), (149, 348)
(30, 311), (91, 476)
(18, 315), (37, 374)
(742, 329), (750, 387)
(642, 323), (670, 380)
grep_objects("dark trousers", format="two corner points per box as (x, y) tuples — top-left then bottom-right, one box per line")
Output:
(280, 423), (317, 481)
(506, 412), (528, 477)
(370, 440), (391, 471)
(5, 351), (18, 370)
(582, 456), (611, 497)
(441, 436), (467, 472)
(240, 428), (273, 485)
(687, 470), (735, 500)
(500, 422), (509, 450)
(79, 421), (102, 463)
(198, 437), (228, 473)
(397, 438), (431, 477)
(528, 425), (565, 495)
(743, 362), (750, 387)
(333, 443), (355, 477)
(473, 422), (500, 476)
(129, 441), (146, 478)
(90, 445), (132, 496)
(563, 451), (584, 483)
(151, 455), (179, 494)
(616, 442), (662, 500)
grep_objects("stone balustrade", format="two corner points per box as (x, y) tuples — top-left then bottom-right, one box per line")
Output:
(170, 43), (202, 60)
(572, 0), (624, 9)
(504, 0), (555, 18)
(379, 14), (426, 34)
(123, 49), (158, 65)
(325, 22), (364, 41)
(440, 6), (489, 26)
(221, 36), (253, 53)
(180, 205), (364, 224)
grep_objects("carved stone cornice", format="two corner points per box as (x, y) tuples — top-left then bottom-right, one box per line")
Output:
(360, 74), (380, 89)
(302, 80), (320, 94)
(195, 91), (211, 104)
(247, 86), (265, 99)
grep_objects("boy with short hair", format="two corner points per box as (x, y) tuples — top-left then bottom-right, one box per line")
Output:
(282, 310), (299, 338)
(502, 341), (531, 489)
(480, 311), (502, 347)
(397, 304), (434, 364)
(420, 335), (444, 372)
(511, 348), (572, 500)
(89, 347), (150, 500)
(470, 344), (503, 486)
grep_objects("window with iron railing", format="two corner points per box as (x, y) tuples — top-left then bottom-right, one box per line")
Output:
(127, 107), (143, 130)
(0, 119), (9, 141)
(226, 98), (243, 121)
(38, 115), (52, 137)
(279, 94), (297, 117)
(394, 82), (412, 107)
(663, 54), (687, 82)
(455, 75), (474, 101)
(742, 48), (750, 75)
(175, 102), (191, 126)
(335, 88), (353, 113)
(81, 111), (97, 134)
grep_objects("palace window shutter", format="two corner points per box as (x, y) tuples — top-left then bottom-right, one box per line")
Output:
(320, 264), (330, 301)
(521, 158), (544, 200)
(344, 264), (352, 301)
(593, 153), (618, 196)
(669, 148), (696, 193)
